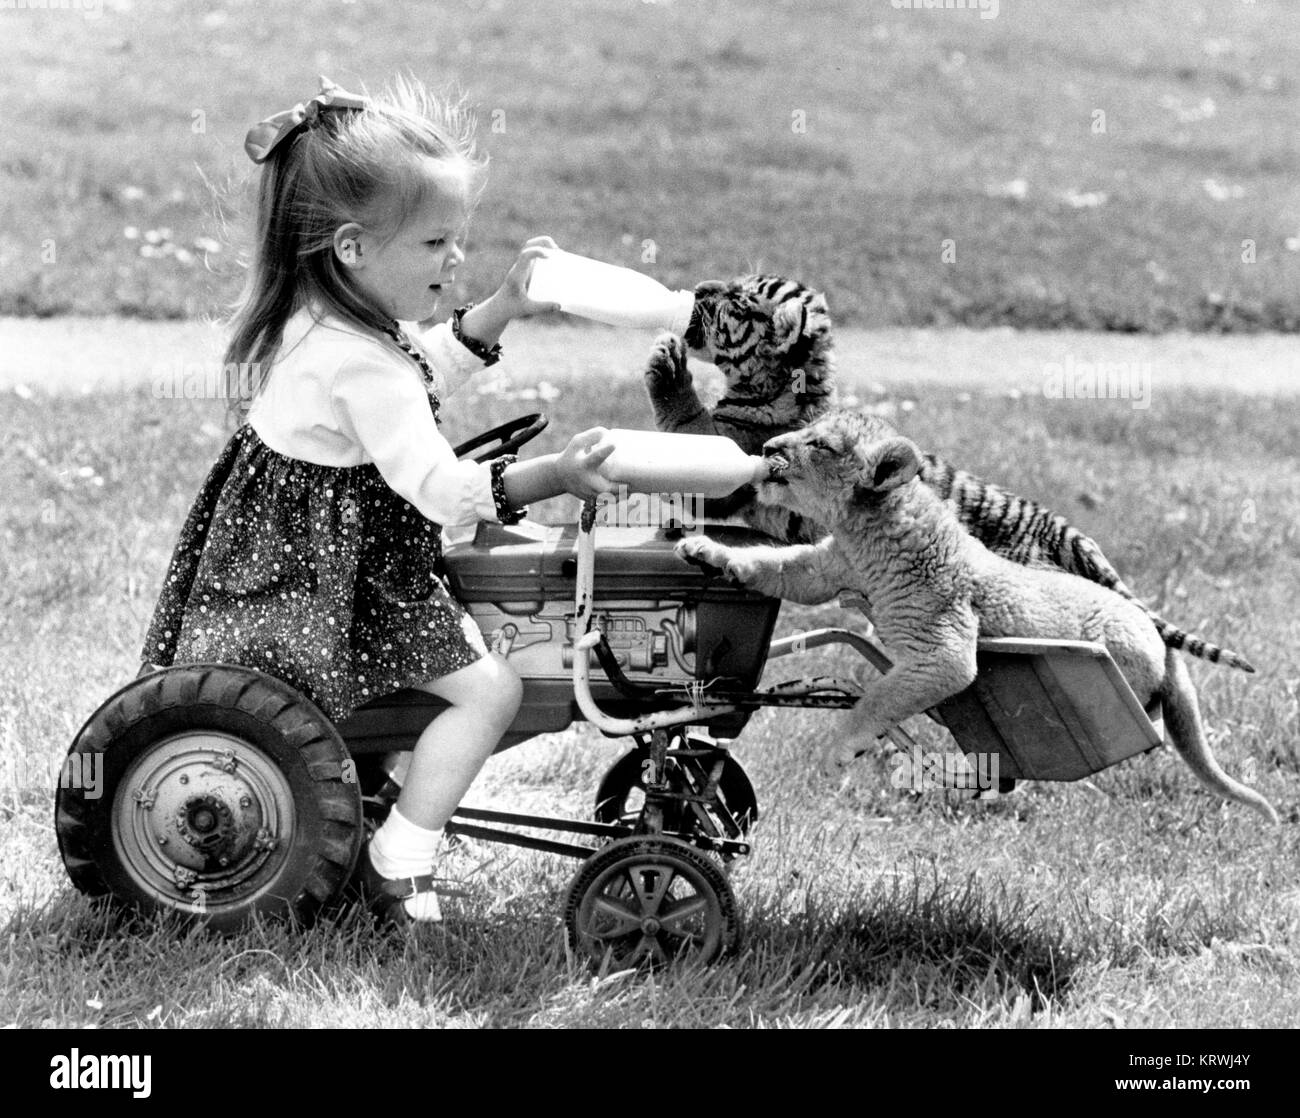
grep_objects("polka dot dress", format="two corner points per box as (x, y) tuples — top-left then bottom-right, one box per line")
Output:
(141, 332), (511, 723)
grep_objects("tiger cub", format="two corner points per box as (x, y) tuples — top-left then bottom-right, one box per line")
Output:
(644, 274), (1255, 673)
(643, 273), (836, 539)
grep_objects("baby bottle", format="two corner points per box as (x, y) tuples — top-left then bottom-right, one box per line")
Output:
(527, 250), (695, 333)
(598, 429), (769, 497)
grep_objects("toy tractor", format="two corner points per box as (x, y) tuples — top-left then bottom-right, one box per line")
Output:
(55, 414), (1165, 968)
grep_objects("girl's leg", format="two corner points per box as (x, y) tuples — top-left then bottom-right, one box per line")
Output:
(398, 652), (524, 830)
(366, 654), (522, 922)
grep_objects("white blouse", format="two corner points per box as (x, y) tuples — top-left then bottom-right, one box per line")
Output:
(247, 307), (503, 528)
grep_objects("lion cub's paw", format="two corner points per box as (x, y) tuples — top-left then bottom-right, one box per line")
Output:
(820, 741), (858, 780)
(676, 537), (735, 580)
(644, 332), (692, 399)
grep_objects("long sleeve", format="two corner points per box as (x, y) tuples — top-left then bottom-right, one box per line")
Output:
(329, 350), (500, 528)
(402, 319), (483, 401)
(246, 309), (517, 526)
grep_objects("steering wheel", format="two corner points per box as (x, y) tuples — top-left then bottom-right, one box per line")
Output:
(452, 413), (549, 463)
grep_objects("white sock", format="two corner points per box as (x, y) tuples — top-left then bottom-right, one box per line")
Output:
(370, 805), (443, 922)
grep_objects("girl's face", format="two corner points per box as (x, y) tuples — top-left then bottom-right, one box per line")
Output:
(348, 159), (472, 322)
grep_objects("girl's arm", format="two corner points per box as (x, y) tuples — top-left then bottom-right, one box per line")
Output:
(407, 236), (559, 400)
(331, 352), (614, 526)
(498, 429), (614, 507)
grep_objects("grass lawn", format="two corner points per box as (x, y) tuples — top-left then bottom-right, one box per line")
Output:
(2, 347), (1298, 1027)
(4, 0), (1299, 329)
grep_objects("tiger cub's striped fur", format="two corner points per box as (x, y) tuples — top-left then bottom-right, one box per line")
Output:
(920, 458), (1255, 672)
(644, 273), (836, 537)
(645, 274), (836, 447)
(643, 274), (1254, 673)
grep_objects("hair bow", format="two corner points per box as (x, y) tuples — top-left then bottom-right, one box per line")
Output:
(243, 76), (369, 164)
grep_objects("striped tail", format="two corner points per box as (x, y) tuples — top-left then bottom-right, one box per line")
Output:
(1141, 610), (1255, 673)
(921, 456), (1257, 674)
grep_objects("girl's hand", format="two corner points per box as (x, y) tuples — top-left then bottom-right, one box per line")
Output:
(497, 235), (562, 320)
(456, 236), (560, 349)
(555, 427), (616, 500)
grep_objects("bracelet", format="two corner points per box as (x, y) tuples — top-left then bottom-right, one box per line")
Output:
(489, 454), (527, 525)
(451, 303), (502, 367)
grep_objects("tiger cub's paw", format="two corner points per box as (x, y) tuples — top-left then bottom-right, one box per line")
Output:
(644, 332), (693, 400)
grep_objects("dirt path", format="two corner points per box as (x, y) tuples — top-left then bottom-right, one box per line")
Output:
(1, 317), (1295, 396)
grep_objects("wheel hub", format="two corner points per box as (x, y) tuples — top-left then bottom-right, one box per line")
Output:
(112, 731), (294, 905)
(174, 792), (254, 865)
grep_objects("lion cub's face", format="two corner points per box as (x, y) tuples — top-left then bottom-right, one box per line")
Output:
(756, 409), (924, 519)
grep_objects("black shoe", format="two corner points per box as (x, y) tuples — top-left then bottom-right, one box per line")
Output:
(351, 842), (468, 927)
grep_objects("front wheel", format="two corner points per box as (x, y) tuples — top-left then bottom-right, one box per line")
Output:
(563, 836), (740, 970)
(55, 665), (363, 932)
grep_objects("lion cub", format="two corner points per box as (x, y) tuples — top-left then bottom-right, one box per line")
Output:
(677, 409), (1277, 823)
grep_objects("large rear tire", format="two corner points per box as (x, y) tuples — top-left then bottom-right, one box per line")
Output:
(55, 665), (363, 932)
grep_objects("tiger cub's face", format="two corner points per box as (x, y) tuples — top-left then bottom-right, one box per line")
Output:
(685, 274), (831, 400)
(758, 409), (924, 521)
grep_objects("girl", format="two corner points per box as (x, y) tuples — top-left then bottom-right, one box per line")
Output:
(142, 77), (614, 924)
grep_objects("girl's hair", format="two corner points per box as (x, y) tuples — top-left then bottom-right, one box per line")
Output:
(223, 76), (487, 414)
